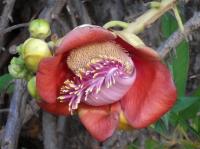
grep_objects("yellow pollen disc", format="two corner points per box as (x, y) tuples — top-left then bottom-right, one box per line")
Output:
(67, 41), (133, 74)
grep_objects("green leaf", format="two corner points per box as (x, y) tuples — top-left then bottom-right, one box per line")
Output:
(127, 140), (140, 149)
(161, 13), (189, 96)
(172, 96), (200, 113)
(152, 120), (167, 135)
(179, 102), (200, 119)
(192, 86), (200, 96)
(0, 74), (13, 93)
(145, 139), (164, 149)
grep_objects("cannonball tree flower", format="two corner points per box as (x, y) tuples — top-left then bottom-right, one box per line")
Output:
(36, 25), (177, 141)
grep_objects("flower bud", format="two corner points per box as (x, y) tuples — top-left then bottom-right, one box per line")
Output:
(8, 57), (26, 78)
(29, 19), (51, 39)
(27, 76), (40, 100)
(22, 38), (52, 72)
(16, 44), (23, 55)
(118, 112), (132, 130)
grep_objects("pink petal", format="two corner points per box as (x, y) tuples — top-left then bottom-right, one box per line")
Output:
(56, 25), (116, 55)
(36, 55), (72, 103)
(115, 36), (160, 61)
(121, 57), (177, 128)
(38, 101), (70, 116)
(78, 103), (121, 141)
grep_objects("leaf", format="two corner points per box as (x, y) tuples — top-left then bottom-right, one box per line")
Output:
(0, 74), (14, 93)
(172, 96), (200, 113)
(192, 86), (200, 96)
(127, 140), (140, 149)
(179, 102), (200, 119)
(152, 119), (167, 135)
(161, 13), (189, 96)
(145, 139), (164, 149)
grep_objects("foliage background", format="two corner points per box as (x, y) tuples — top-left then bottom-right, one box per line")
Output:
(0, 0), (200, 149)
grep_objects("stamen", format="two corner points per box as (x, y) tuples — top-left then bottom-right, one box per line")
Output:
(67, 41), (133, 74)
(57, 59), (135, 113)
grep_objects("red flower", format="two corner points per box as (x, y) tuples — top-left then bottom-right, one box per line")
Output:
(36, 25), (177, 141)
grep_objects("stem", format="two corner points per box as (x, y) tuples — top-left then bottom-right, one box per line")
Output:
(173, 6), (184, 32)
(103, 21), (129, 29)
(149, 2), (161, 9)
(157, 12), (200, 58)
(124, 0), (176, 34)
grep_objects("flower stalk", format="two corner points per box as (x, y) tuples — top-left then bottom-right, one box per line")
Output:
(172, 6), (184, 32)
(103, 21), (129, 29)
(124, 0), (177, 34)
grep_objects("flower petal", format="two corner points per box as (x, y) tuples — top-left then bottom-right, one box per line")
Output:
(56, 25), (116, 55)
(38, 101), (70, 116)
(121, 57), (177, 128)
(115, 35), (160, 61)
(36, 54), (72, 103)
(78, 103), (121, 141)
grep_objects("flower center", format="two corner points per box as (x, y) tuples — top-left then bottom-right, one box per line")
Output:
(57, 42), (135, 113)
(67, 41), (133, 75)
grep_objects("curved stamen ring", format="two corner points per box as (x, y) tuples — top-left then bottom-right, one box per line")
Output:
(58, 58), (136, 113)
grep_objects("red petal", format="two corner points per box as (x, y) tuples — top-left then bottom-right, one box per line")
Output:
(38, 101), (70, 116)
(56, 25), (116, 55)
(36, 55), (72, 103)
(115, 36), (160, 61)
(121, 57), (177, 128)
(78, 103), (121, 141)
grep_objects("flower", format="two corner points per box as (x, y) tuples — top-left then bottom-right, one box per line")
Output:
(36, 25), (177, 141)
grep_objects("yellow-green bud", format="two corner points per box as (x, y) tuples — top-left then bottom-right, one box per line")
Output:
(29, 19), (51, 39)
(27, 76), (40, 100)
(16, 44), (23, 55)
(23, 38), (52, 72)
(8, 64), (26, 78)
(9, 57), (25, 78)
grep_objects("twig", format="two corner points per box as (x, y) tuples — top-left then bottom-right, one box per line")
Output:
(0, 23), (29, 35)
(42, 112), (58, 149)
(0, 108), (9, 113)
(124, 0), (176, 34)
(0, 0), (17, 47)
(189, 74), (200, 79)
(67, 0), (92, 25)
(57, 116), (67, 149)
(39, 0), (67, 23)
(158, 12), (200, 58)
(0, 79), (29, 149)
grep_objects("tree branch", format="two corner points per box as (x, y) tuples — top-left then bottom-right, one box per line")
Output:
(39, 0), (67, 23)
(158, 12), (200, 58)
(1, 79), (29, 149)
(0, 0), (17, 47)
(42, 112), (58, 149)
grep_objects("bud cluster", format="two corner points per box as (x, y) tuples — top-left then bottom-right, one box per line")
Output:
(8, 19), (53, 99)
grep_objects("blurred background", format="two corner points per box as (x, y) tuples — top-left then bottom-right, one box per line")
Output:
(0, 0), (200, 149)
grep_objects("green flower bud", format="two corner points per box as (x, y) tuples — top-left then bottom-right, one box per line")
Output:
(8, 63), (27, 78)
(16, 44), (24, 55)
(10, 57), (24, 66)
(29, 19), (51, 39)
(27, 76), (40, 100)
(22, 38), (52, 72)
